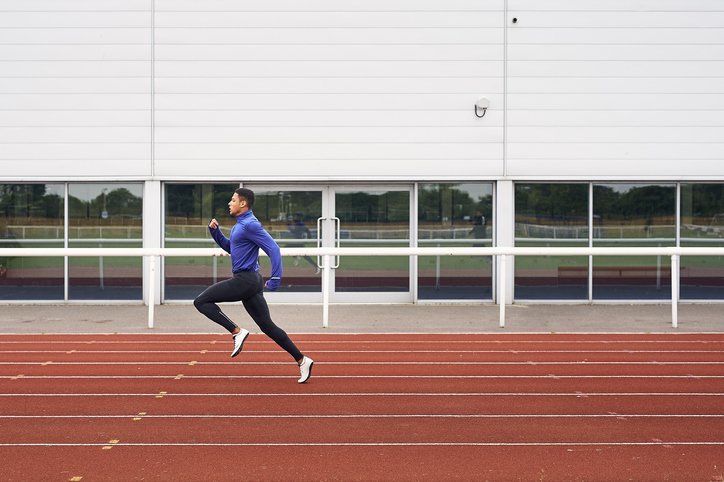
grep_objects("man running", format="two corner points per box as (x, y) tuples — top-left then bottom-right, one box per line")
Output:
(194, 187), (313, 383)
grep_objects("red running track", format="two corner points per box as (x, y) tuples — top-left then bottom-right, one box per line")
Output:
(0, 333), (723, 481)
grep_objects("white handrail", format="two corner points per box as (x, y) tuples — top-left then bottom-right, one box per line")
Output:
(2, 246), (724, 329)
(1, 246), (723, 257)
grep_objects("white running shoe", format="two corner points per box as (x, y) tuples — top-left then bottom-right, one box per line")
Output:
(230, 328), (250, 358)
(298, 356), (314, 384)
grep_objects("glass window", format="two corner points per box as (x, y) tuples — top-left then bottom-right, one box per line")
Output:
(335, 189), (410, 292)
(0, 184), (64, 300)
(515, 183), (588, 300)
(68, 183), (143, 300)
(252, 190), (323, 292)
(680, 183), (724, 300)
(593, 183), (675, 300)
(164, 183), (238, 300)
(418, 183), (493, 300)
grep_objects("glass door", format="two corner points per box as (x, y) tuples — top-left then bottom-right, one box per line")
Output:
(246, 184), (413, 303)
(328, 185), (412, 303)
(243, 186), (326, 302)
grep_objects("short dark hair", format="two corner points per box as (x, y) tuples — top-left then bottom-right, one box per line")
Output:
(234, 187), (255, 208)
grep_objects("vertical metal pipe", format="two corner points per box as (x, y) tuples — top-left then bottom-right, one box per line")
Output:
(322, 254), (330, 328)
(499, 255), (507, 328)
(147, 255), (156, 329)
(64, 183), (69, 302)
(671, 254), (679, 328)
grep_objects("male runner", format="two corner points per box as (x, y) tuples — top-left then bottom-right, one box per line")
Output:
(193, 187), (313, 383)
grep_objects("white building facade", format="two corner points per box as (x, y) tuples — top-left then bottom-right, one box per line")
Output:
(1, 0), (723, 305)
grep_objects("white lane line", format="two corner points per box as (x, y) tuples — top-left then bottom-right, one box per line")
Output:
(0, 392), (721, 397)
(1, 414), (722, 419)
(1, 361), (722, 365)
(1, 350), (721, 354)
(0, 442), (722, 447)
(2, 375), (722, 379)
(1, 340), (722, 344)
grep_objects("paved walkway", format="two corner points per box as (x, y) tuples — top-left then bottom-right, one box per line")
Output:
(0, 302), (720, 334)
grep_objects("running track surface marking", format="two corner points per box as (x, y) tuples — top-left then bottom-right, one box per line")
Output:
(0, 333), (723, 481)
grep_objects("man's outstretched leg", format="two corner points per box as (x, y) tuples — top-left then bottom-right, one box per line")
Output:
(243, 291), (313, 383)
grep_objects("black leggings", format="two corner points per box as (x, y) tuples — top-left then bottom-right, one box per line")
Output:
(194, 271), (303, 361)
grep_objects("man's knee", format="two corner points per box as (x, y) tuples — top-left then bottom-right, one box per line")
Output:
(193, 296), (205, 312)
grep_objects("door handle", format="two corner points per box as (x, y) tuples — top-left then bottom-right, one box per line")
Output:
(316, 216), (324, 269)
(332, 216), (341, 268)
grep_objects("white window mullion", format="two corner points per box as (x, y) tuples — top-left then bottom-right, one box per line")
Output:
(411, 183), (418, 303)
(63, 182), (69, 302)
(588, 182), (593, 303)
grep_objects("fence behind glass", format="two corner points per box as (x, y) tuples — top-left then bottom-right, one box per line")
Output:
(514, 183), (588, 300)
(252, 189), (323, 293)
(332, 188), (410, 296)
(593, 183), (675, 300)
(164, 183), (238, 300)
(68, 183), (143, 300)
(680, 183), (724, 299)
(0, 183), (64, 300)
(418, 182), (493, 300)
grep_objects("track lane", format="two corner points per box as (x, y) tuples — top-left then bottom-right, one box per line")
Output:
(1, 333), (723, 351)
(3, 375), (724, 394)
(2, 362), (723, 377)
(1, 445), (723, 482)
(1, 416), (723, 444)
(1, 394), (722, 417)
(3, 351), (724, 363)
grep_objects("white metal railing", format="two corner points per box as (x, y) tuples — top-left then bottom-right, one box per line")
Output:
(1, 246), (723, 330)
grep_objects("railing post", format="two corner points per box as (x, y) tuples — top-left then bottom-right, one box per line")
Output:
(99, 242), (105, 291)
(147, 255), (156, 329)
(671, 254), (679, 328)
(499, 254), (506, 328)
(322, 254), (331, 328)
(434, 243), (441, 290)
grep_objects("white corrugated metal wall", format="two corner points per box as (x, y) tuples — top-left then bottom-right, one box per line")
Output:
(506, 0), (724, 179)
(0, 0), (152, 179)
(152, 0), (504, 179)
(1, 0), (722, 180)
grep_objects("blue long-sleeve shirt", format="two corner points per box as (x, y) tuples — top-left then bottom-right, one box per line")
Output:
(209, 210), (282, 279)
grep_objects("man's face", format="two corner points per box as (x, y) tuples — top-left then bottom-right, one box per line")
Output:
(228, 193), (245, 217)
